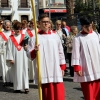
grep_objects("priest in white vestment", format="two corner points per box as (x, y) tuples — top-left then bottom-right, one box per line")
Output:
(24, 20), (39, 81)
(6, 22), (29, 93)
(21, 19), (35, 81)
(71, 16), (100, 100)
(0, 20), (14, 86)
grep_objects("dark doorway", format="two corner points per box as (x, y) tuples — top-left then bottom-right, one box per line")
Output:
(21, 15), (28, 21)
(1, 15), (11, 20)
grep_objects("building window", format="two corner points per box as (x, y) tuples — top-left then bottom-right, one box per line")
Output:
(1, 0), (9, 7)
(21, 15), (28, 21)
(1, 15), (11, 20)
(20, 0), (28, 8)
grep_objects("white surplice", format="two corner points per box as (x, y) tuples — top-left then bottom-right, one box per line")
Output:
(27, 32), (66, 84)
(71, 31), (100, 82)
(6, 34), (29, 90)
(0, 30), (13, 83)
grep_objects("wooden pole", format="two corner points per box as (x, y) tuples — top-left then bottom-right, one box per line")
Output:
(0, 25), (2, 32)
(30, 0), (42, 100)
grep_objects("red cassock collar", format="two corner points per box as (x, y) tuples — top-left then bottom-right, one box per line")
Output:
(39, 30), (51, 34)
(81, 30), (93, 34)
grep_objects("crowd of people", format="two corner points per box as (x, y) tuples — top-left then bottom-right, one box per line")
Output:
(0, 13), (100, 100)
(0, 14), (69, 95)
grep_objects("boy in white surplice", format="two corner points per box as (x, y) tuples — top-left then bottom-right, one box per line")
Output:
(26, 14), (66, 100)
(71, 16), (100, 100)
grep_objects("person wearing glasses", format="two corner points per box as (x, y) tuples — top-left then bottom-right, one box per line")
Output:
(71, 16), (100, 100)
(55, 20), (67, 65)
(55, 20), (66, 43)
(66, 26), (78, 77)
(26, 14), (66, 100)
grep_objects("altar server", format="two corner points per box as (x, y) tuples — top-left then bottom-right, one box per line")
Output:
(71, 16), (100, 100)
(26, 14), (66, 100)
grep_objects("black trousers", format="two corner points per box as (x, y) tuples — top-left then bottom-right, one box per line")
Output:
(67, 53), (74, 76)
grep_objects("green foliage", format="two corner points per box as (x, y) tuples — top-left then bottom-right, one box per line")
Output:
(74, 0), (100, 13)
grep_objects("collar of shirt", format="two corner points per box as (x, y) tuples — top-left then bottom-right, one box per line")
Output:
(81, 30), (93, 34)
(39, 30), (51, 34)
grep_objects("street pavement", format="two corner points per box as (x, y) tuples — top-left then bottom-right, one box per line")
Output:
(0, 63), (84, 100)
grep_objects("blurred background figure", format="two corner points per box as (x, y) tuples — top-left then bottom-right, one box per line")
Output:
(0, 20), (14, 86)
(0, 19), (3, 78)
(0, 19), (4, 31)
(12, 20), (19, 30)
(26, 19), (35, 82)
(55, 20), (66, 44)
(55, 20), (67, 72)
(62, 21), (70, 36)
(66, 26), (78, 77)
(21, 20), (28, 34)
(49, 20), (54, 31)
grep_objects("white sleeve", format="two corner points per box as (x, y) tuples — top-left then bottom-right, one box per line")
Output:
(26, 37), (35, 59)
(58, 38), (66, 65)
(6, 38), (13, 60)
(71, 37), (80, 66)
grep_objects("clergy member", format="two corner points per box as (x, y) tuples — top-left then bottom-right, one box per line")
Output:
(25, 19), (35, 81)
(0, 20), (14, 86)
(71, 16), (100, 100)
(24, 19), (40, 81)
(6, 22), (29, 93)
(26, 13), (66, 100)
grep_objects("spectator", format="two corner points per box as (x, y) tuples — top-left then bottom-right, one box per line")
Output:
(66, 26), (78, 77)
(55, 20), (67, 63)
(62, 21), (70, 36)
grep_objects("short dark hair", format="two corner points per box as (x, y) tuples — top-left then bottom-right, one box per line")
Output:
(38, 13), (49, 21)
(80, 16), (92, 26)
(12, 20), (19, 26)
(13, 22), (22, 30)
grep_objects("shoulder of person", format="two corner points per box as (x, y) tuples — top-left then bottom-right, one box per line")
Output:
(62, 28), (67, 36)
